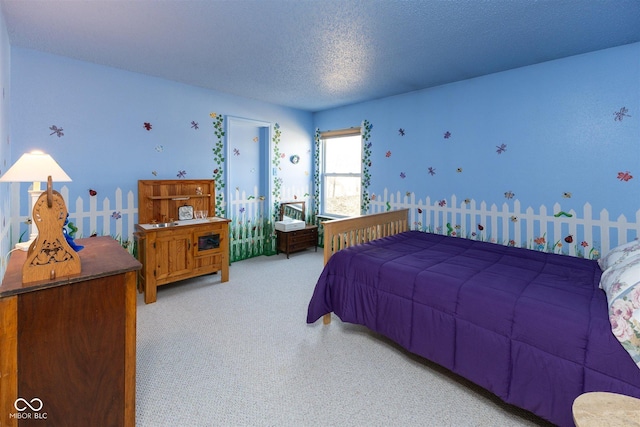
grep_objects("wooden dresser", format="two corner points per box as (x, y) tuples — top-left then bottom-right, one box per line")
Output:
(275, 201), (318, 258)
(0, 236), (141, 427)
(134, 179), (231, 303)
(276, 226), (318, 258)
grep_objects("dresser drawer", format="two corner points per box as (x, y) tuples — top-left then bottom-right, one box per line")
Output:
(288, 229), (317, 243)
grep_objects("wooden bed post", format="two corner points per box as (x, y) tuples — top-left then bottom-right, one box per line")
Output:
(320, 209), (410, 325)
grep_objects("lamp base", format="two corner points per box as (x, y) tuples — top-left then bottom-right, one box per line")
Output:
(15, 240), (33, 251)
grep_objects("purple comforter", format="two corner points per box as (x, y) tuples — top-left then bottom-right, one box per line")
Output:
(307, 231), (640, 426)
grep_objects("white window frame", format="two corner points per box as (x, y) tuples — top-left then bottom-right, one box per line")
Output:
(320, 127), (363, 218)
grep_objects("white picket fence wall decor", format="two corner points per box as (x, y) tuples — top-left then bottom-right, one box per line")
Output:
(13, 184), (631, 262)
(226, 185), (311, 261)
(69, 187), (137, 246)
(8, 183), (313, 263)
(369, 190), (640, 259)
(227, 187), (270, 261)
(9, 183), (138, 252)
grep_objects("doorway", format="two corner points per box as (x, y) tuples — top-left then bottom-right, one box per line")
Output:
(225, 115), (271, 229)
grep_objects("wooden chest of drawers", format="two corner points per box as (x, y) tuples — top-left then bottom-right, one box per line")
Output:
(0, 237), (140, 427)
(276, 225), (318, 258)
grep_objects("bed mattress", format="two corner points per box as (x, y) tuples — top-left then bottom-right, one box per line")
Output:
(307, 231), (640, 426)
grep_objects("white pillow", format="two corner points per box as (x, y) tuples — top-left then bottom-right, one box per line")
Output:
(598, 239), (640, 271)
(600, 255), (640, 297)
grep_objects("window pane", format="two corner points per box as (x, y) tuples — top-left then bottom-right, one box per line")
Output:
(324, 176), (361, 216)
(325, 135), (361, 173)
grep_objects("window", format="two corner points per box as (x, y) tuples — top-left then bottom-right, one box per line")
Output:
(321, 129), (362, 217)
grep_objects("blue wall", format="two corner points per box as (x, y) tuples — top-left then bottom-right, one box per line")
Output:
(2, 26), (638, 269)
(5, 48), (314, 253)
(0, 7), (11, 276)
(314, 43), (640, 256)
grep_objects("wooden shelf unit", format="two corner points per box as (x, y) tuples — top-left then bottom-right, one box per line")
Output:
(146, 194), (212, 200)
(138, 179), (215, 224)
(135, 179), (230, 304)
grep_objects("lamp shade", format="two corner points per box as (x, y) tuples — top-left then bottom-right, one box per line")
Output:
(0, 150), (72, 183)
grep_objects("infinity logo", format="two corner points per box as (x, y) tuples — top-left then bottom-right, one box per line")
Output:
(14, 397), (43, 412)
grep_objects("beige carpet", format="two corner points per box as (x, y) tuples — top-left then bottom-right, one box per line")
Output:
(135, 250), (552, 426)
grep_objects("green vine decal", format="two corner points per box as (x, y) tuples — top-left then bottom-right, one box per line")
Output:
(210, 112), (226, 217)
(313, 128), (321, 223)
(271, 122), (282, 223)
(361, 119), (373, 214)
(260, 122), (282, 255)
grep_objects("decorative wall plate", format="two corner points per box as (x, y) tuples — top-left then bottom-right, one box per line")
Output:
(290, 155), (300, 164)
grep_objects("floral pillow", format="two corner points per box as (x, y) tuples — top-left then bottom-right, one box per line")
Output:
(600, 256), (640, 368)
(598, 239), (640, 271)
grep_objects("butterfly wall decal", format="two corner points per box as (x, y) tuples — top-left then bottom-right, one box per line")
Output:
(617, 171), (633, 181)
(49, 125), (64, 137)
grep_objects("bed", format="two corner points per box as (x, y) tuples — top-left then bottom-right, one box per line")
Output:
(307, 209), (640, 427)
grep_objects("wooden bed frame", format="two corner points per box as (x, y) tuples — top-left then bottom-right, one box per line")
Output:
(321, 208), (410, 324)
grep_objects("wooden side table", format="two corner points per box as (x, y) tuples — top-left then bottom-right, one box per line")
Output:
(276, 201), (318, 258)
(573, 392), (640, 427)
(276, 225), (318, 258)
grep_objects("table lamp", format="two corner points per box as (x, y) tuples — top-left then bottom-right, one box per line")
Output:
(0, 150), (72, 250)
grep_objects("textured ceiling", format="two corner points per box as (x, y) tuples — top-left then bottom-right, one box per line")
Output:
(2, 0), (640, 112)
